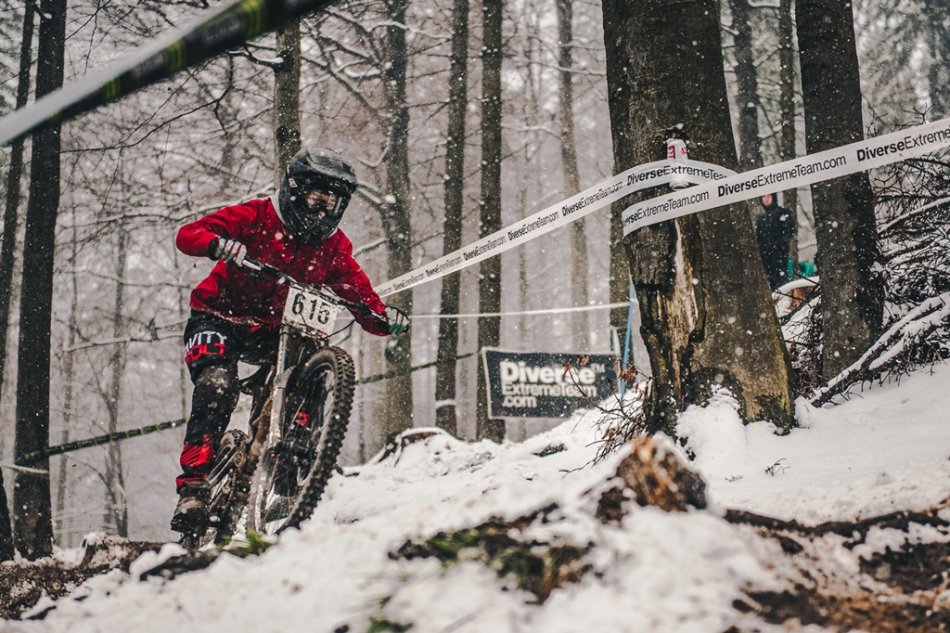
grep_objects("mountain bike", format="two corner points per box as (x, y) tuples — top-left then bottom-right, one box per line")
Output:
(180, 258), (387, 549)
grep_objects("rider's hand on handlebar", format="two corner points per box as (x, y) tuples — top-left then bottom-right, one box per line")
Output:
(210, 237), (247, 266)
(384, 305), (409, 336)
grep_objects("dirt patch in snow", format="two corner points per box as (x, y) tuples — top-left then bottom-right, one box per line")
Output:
(734, 528), (950, 632)
(0, 537), (163, 620)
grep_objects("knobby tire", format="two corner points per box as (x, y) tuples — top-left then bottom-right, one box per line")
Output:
(247, 346), (354, 535)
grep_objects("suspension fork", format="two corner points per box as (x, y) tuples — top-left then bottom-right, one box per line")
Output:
(267, 324), (295, 450)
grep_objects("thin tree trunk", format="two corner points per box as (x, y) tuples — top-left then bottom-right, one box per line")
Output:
(381, 0), (414, 440)
(0, 470), (10, 560)
(602, 0), (794, 433)
(778, 0), (798, 220)
(104, 229), (129, 537)
(475, 0), (505, 443)
(0, 0), (35, 404)
(557, 0), (591, 350)
(729, 0), (763, 172)
(434, 0), (470, 436)
(922, 0), (948, 118)
(0, 0), (34, 563)
(14, 0), (67, 560)
(55, 214), (80, 547)
(796, 0), (884, 378)
(273, 18), (301, 185)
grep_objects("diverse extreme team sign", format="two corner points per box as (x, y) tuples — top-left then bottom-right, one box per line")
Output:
(482, 349), (617, 418)
(377, 117), (950, 298)
(622, 118), (950, 235)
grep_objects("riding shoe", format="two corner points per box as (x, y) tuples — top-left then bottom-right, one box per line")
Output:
(170, 480), (210, 532)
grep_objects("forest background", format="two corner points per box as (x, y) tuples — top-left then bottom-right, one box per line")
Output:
(0, 0), (945, 548)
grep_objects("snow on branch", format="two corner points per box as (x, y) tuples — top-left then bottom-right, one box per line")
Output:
(811, 292), (950, 407)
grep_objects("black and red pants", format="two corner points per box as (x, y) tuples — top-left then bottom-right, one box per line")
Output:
(177, 311), (278, 491)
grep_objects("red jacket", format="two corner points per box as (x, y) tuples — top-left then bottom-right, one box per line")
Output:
(176, 196), (388, 335)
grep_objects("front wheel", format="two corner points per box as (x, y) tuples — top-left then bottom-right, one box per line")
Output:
(247, 346), (355, 535)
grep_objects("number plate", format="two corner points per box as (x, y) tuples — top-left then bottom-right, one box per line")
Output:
(283, 284), (340, 337)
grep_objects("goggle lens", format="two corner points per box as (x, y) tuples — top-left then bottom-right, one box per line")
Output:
(301, 189), (339, 215)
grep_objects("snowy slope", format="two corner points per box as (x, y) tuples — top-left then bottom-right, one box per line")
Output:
(6, 363), (950, 632)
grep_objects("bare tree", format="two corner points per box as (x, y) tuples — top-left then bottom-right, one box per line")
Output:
(0, 0), (33, 563)
(797, 0), (884, 379)
(922, 0), (948, 117)
(273, 18), (302, 182)
(728, 0), (763, 172)
(0, 0), (33, 406)
(434, 0), (470, 436)
(102, 228), (130, 537)
(475, 0), (505, 442)
(556, 0), (591, 350)
(54, 217), (81, 545)
(602, 0), (794, 433)
(778, 0), (799, 217)
(380, 0), (415, 440)
(14, 0), (67, 559)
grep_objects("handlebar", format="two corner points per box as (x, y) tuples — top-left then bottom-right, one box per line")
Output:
(240, 257), (379, 320)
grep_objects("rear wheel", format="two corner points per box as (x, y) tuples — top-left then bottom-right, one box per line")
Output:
(247, 346), (354, 535)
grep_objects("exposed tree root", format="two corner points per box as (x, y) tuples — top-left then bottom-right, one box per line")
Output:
(724, 500), (949, 539)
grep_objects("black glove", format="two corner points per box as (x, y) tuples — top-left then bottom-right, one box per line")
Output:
(209, 237), (247, 266)
(384, 305), (409, 336)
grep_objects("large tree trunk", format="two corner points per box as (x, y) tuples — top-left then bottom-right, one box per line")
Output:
(556, 0), (590, 350)
(434, 0), (470, 436)
(729, 0), (763, 172)
(273, 18), (301, 184)
(602, 0), (794, 434)
(475, 0), (505, 442)
(796, 0), (884, 379)
(14, 0), (67, 560)
(381, 0), (414, 440)
(0, 0), (34, 564)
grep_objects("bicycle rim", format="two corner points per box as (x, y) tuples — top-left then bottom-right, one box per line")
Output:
(248, 346), (354, 535)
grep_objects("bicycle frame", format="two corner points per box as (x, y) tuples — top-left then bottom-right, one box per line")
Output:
(241, 257), (371, 454)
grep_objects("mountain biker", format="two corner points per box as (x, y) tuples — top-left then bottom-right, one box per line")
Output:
(170, 147), (407, 533)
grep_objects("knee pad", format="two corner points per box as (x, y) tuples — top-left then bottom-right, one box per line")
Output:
(192, 365), (240, 426)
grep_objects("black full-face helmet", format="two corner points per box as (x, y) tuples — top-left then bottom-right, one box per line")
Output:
(279, 148), (358, 244)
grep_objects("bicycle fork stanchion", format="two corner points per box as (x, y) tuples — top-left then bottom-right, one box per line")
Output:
(248, 323), (293, 528)
(268, 324), (292, 449)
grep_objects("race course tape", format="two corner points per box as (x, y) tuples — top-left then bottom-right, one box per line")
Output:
(379, 116), (950, 298)
(376, 159), (735, 297)
(623, 117), (950, 235)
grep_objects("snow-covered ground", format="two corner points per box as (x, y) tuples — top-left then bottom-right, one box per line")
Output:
(6, 363), (950, 632)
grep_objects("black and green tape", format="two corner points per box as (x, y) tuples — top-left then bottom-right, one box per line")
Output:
(0, 0), (339, 147)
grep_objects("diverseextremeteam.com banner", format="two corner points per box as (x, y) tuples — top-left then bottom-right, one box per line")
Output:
(622, 117), (950, 235)
(376, 159), (735, 297)
(375, 117), (950, 299)
(483, 348), (618, 418)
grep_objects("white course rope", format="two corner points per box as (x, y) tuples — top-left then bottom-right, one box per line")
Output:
(410, 301), (633, 319)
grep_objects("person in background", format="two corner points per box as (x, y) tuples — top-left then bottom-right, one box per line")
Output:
(755, 192), (795, 290)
